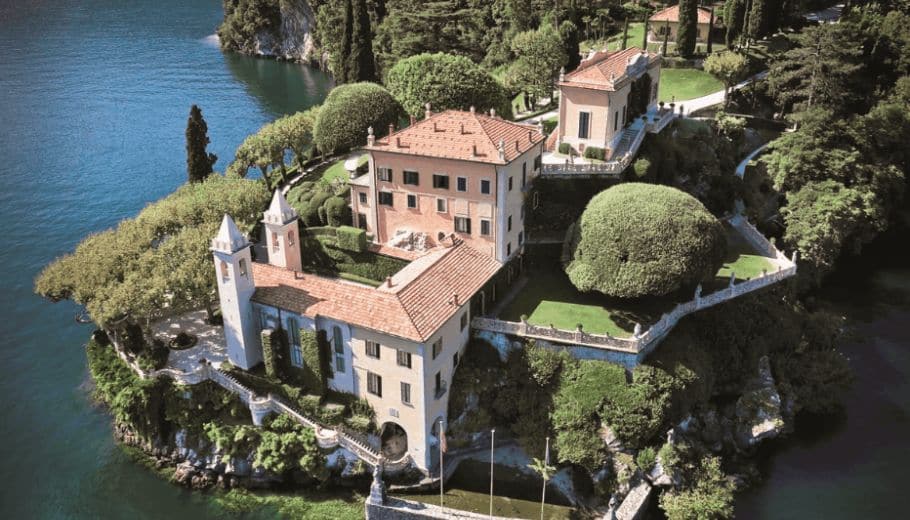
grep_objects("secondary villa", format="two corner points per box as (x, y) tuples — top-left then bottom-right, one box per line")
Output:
(648, 5), (714, 44)
(549, 47), (675, 172)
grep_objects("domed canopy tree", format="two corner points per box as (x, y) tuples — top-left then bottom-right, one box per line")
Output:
(313, 82), (403, 154)
(563, 183), (727, 298)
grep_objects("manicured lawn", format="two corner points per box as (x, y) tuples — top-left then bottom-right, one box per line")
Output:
(658, 68), (723, 103)
(319, 153), (367, 185)
(715, 227), (776, 282)
(498, 253), (672, 337)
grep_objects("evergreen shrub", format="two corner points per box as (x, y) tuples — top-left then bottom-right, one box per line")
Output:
(583, 146), (606, 161)
(314, 83), (402, 154)
(335, 226), (368, 252)
(558, 142), (572, 155)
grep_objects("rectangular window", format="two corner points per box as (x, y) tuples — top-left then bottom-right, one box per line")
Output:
(480, 179), (491, 195)
(335, 352), (345, 373)
(507, 242), (512, 256)
(508, 176), (513, 191)
(454, 216), (471, 234)
(288, 319), (303, 367)
(239, 259), (247, 277)
(507, 215), (512, 232)
(456, 176), (467, 192)
(403, 170), (419, 185)
(400, 382), (411, 405)
(578, 111), (590, 139)
(534, 155), (542, 171)
(434, 371), (446, 399)
(432, 339), (442, 359)
(407, 194), (417, 208)
(480, 219), (491, 236)
(522, 162), (527, 184)
(357, 213), (367, 230)
(614, 111), (619, 132)
(378, 191), (393, 206)
(433, 174), (449, 189)
(453, 351), (460, 367)
(367, 372), (382, 397)
(460, 313), (468, 330)
(378, 167), (392, 182)
(397, 349), (412, 368)
(333, 327), (345, 373)
(436, 198), (447, 213)
(366, 340), (380, 359)
(359, 192), (367, 204)
(518, 231), (524, 246)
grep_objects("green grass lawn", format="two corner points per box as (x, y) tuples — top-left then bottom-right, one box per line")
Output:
(715, 228), (776, 282)
(319, 154), (367, 185)
(498, 259), (672, 337)
(658, 68), (723, 103)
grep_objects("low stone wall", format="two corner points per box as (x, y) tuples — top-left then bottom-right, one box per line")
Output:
(472, 216), (797, 364)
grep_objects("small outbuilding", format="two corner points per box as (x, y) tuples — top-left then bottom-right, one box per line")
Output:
(648, 5), (714, 44)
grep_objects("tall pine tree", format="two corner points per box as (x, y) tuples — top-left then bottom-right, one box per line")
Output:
(676, 0), (698, 58)
(185, 105), (216, 183)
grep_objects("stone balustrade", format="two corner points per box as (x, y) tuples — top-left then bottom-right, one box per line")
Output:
(472, 218), (797, 360)
(107, 335), (384, 469)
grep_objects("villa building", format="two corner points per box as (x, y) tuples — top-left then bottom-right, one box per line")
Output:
(647, 5), (714, 44)
(213, 191), (501, 474)
(351, 108), (546, 263)
(555, 47), (662, 159)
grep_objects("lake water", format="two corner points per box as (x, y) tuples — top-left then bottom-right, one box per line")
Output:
(1, 1), (907, 518)
(0, 1), (330, 517)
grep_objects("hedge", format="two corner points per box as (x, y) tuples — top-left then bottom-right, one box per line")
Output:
(261, 328), (284, 379)
(336, 225), (367, 252)
(582, 146), (606, 161)
(558, 142), (571, 155)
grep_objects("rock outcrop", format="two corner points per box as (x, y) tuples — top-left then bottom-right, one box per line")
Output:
(259, 0), (317, 63)
(733, 356), (785, 450)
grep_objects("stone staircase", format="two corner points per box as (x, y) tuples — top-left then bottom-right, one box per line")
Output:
(611, 126), (640, 159)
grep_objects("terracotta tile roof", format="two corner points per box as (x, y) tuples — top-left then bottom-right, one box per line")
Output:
(649, 5), (713, 24)
(250, 241), (501, 342)
(366, 110), (545, 165)
(559, 47), (660, 91)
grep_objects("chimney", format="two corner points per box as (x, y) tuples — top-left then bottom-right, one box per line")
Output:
(528, 130), (533, 142)
(497, 139), (505, 161)
(395, 136), (401, 147)
(460, 123), (465, 135)
(452, 293), (459, 306)
(490, 108), (496, 118)
(559, 66), (565, 82)
(385, 276), (393, 288)
(409, 115), (415, 126)
(433, 121), (438, 132)
(469, 106), (475, 114)
(367, 126), (375, 146)
(537, 119), (545, 136)
(388, 123), (394, 138)
(515, 140), (520, 152)
(472, 144), (477, 157)
(425, 102), (432, 119)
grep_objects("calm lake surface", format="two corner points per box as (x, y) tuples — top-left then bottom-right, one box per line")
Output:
(0, 1), (906, 518)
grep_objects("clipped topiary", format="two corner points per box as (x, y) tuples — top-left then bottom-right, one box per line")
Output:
(313, 82), (402, 154)
(563, 183), (726, 298)
(385, 52), (513, 118)
(336, 225), (367, 252)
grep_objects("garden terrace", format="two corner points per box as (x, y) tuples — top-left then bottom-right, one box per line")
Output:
(297, 228), (409, 287)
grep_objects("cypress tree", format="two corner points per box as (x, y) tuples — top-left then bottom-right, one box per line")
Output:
(724, 0), (746, 49)
(347, 0), (376, 82)
(707, 7), (714, 54)
(642, 18), (649, 50)
(339, 0), (354, 83)
(677, 0), (698, 58)
(621, 18), (629, 50)
(662, 22), (670, 56)
(185, 105), (216, 183)
(748, 0), (769, 40)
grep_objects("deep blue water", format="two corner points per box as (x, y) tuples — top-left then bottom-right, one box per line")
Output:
(0, 1), (330, 517)
(1, 1), (908, 518)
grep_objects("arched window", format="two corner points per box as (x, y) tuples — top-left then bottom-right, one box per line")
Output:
(220, 260), (230, 280)
(271, 231), (280, 252)
(287, 230), (295, 246)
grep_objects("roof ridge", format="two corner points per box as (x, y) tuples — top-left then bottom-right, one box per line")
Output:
(393, 241), (461, 295)
(472, 111), (502, 160)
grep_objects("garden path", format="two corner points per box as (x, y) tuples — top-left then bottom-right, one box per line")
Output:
(680, 70), (768, 115)
(151, 310), (228, 372)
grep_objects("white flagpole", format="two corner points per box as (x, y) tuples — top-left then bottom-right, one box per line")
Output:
(541, 436), (549, 520)
(440, 419), (444, 508)
(489, 428), (496, 518)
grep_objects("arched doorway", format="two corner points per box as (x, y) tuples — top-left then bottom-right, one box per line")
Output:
(380, 422), (408, 460)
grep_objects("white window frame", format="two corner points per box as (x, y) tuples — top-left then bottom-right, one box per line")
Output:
(377, 167), (392, 182)
(400, 382), (411, 405)
(436, 197), (447, 213)
(366, 340), (380, 359)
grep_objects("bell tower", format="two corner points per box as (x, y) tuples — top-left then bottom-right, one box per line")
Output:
(211, 214), (261, 370)
(262, 190), (302, 272)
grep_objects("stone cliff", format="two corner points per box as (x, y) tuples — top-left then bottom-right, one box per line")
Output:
(220, 0), (319, 64)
